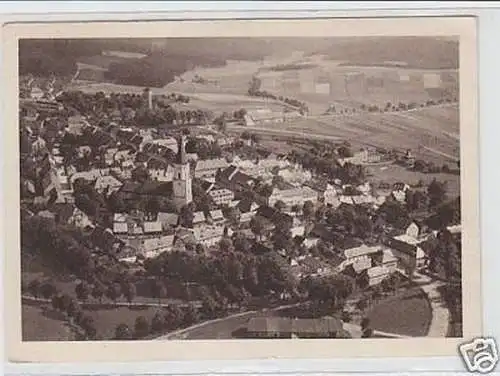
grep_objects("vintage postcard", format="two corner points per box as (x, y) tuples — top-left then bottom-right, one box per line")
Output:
(2, 16), (480, 362)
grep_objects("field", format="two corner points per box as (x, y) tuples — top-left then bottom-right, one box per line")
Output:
(162, 311), (258, 340)
(70, 81), (288, 114)
(22, 303), (75, 341)
(84, 306), (163, 340)
(228, 104), (459, 166)
(367, 287), (432, 337)
(367, 164), (460, 198)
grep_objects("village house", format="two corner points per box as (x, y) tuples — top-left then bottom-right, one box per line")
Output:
(208, 187), (235, 206)
(193, 223), (225, 247)
(339, 244), (382, 272)
(67, 207), (93, 229)
(380, 248), (398, 272)
(141, 137), (178, 154)
(237, 200), (260, 224)
(337, 148), (383, 166)
(157, 212), (179, 229)
(195, 158), (230, 181)
(277, 164), (312, 186)
(192, 211), (206, 228)
(94, 175), (123, 195)
(149, 165), (175, 182)
(361, 265), (392, 287)
(217, 165), (257, 192)
(385, 222), (427, 272)
(141, 235), (175, 258)
(391, 182), (411, 203)
(323, 183), (340, 206)
(244, 108), (285, 126)
(208, 209), (226, 227)
(30, 86), (45, 100)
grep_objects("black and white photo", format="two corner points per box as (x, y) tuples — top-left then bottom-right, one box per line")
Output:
(3, 16), (481, 362)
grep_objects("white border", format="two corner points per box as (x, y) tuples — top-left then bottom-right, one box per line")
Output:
(1, 2), (498, 375)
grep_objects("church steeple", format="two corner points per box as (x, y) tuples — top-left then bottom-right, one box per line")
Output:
(172, 134), (192, 209)
(176, 135), (187, 165)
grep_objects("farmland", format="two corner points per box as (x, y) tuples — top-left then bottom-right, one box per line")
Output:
(228, 104), (459, 165)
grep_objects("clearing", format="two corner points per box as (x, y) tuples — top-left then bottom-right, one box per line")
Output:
(22, 303), (75, 341)
(367, 287), (432, 337)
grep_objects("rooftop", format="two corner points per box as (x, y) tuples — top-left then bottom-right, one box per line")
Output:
(344, 244), (380, 260)
(247, 317), (343, 335)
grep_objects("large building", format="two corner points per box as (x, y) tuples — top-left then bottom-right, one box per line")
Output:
(246, 317), (348, 339)
(267, 186), (318, 209)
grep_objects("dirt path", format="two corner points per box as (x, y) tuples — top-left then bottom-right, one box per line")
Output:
(413, 272), (450, 337)
(22, 295), (200, 309)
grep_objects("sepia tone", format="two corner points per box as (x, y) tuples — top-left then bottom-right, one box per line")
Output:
(3, 16), (480, 362)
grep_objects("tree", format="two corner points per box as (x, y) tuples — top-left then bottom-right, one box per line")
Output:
(114, 323), (131, 340)
(91, 283), (105, 304)
(122, 282), (137, 304)
(51, 295), (63, 311)
(151, 280), (167, 305)
(131, 165), (150, 183)
(134, 316), (150, 338)
(362, 327), (374, 338)
(151, 312), (166, 333)
(145, 197), (160, 220)
(40, 282), (57, 300)
(75, 282), (91, 301)
(274, 200), (287, 212)
(250, 133), (261, 144)
(201, 294), (219, 318)
(80, 315), (97, 339)
(271, 229), (293, 252)
(183, 304), (200, 327)
(219, 237), (234, 253)
(250, 216), (266, 241)
(241, 131), (251, 140)
(106, 283), (122, 303)
(28, 279), (41, 298)
(179, 205), (194, 227)
(337, 145), (354, 158)
(164, 304), (184, 330)
(303, 200), (315, 220)
(66, 298), (80, 318)
(427, 179), (447, 208)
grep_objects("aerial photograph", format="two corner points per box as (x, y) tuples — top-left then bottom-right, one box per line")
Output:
(19, 36), (462, 342)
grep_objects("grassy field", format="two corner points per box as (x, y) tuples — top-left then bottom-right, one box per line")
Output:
(165, 312), (258, 340)
(84, 306), (163, 340)
(22, 303), (75, 341)
(367, 287), (432, 337)
(367, 164), (460, 198)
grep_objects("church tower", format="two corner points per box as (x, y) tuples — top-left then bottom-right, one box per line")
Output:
(173, 135), (193, 208)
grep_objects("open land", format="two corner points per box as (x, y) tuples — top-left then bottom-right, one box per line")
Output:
(22, 303), (75, 341)
(367, 287), (432, 337)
